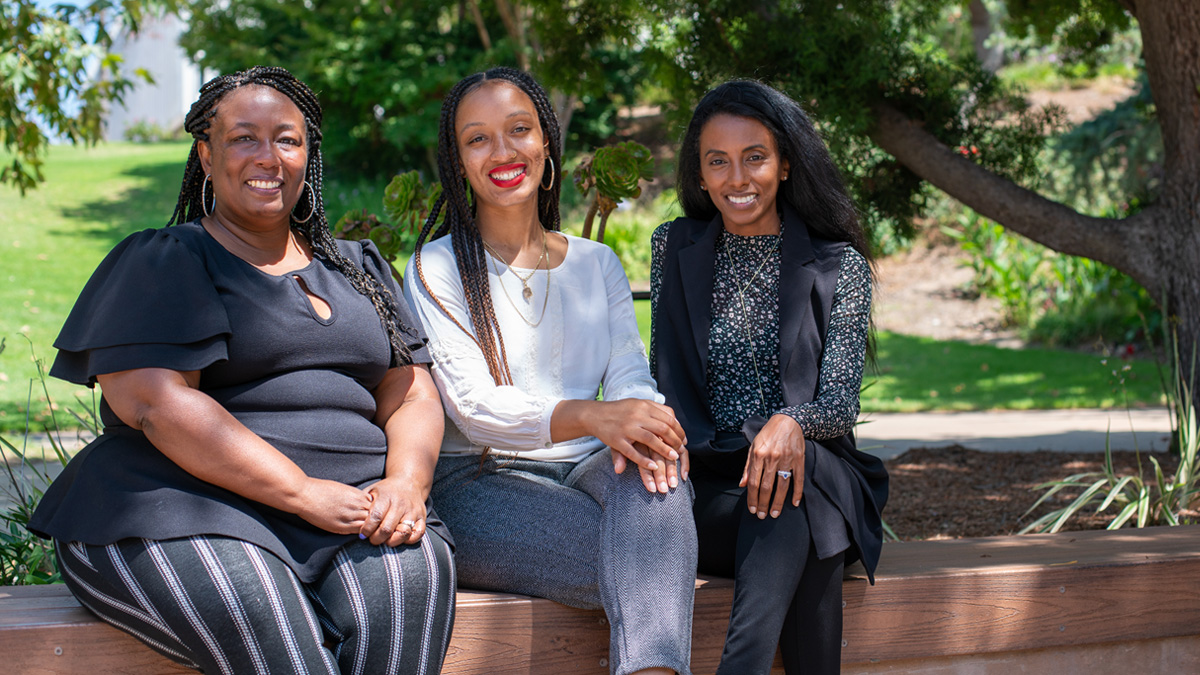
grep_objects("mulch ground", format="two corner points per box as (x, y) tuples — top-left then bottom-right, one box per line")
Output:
(883, 445), (1183, 540)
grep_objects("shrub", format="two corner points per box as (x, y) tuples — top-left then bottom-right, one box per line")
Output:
(943, 208), (1158, 348)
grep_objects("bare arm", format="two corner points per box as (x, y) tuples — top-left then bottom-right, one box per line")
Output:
(97, 367), (371, 534)
(360, 364), (445, 546)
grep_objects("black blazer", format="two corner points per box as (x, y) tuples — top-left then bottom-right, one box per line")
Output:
(651, 206), (889, 579)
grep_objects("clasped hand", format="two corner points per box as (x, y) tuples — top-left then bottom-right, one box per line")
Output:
(589, 398), (689, 494)
(294, 477), (426, 546)
(740, 414), (806, 519)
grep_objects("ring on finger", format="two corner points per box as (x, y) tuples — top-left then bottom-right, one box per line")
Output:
(776, 470), (793, 480)
(401, 519), (417, 528)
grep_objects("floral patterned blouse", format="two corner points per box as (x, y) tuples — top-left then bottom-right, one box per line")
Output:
(649, 223), (872, 439)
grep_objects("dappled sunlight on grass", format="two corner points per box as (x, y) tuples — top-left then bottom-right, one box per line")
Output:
(861, 331), (1164, 412)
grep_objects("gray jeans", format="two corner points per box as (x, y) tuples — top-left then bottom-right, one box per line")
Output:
(432, 449), (698, 675)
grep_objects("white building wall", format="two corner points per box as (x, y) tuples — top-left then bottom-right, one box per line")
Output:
(105, 15), (204, 141)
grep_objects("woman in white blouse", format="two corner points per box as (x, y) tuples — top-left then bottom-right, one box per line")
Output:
(403, 68), (697, 675)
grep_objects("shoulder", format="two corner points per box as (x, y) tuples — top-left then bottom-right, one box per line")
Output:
(660, 216), (709, 240)
(651, 221), (671, 248)
(101, 222), (211, 275)
(838, 246), (871, 278)
(404, 234), (462, 297)
(415, 232), (456, 268)
(834, 246), (872, 300)
(560, 231), (615, 265)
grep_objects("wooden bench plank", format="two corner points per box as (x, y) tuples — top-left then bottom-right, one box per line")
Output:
(842, 526), (1200, 664)
(2, 526), (1197, 673)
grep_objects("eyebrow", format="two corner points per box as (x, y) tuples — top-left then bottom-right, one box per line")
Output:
(459, 110), (535, 133)
(704, 143), (770, 156)
(228, 121), (300, 132)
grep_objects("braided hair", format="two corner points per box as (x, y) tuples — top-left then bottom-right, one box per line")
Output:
(413, 67), (563, 387)
(167, 66), (416, 366)
(677, 79), (872, 264)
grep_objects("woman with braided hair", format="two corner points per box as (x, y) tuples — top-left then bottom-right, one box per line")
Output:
(29, 66), (456, 675)
(402, 67), (697, 675)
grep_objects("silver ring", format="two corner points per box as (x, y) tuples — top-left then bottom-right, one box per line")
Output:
(776, 470), (793, 480)
(401, 520), (417, 528)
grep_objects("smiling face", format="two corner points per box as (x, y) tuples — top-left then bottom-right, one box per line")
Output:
(698, 113), (790, 235)
(197, 85), (308, 231)
(455, 80), (548, 211)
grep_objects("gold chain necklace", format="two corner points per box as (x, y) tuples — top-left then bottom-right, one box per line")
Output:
(723, 229), (782, 415)
(484, 229), (551, 327)
(482, 230), (547, 302)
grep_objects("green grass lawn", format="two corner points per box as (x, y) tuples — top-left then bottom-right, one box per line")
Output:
(633, 302), (1165, 412)
(0, 144), (1166, 433)
(0, 142), (193, 432)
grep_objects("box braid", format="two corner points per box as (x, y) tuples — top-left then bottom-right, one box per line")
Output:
(413, 67), (563, 388)
(166, 66), (417, 366)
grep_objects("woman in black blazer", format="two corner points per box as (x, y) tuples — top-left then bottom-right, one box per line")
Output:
(650, 80), (889, 674)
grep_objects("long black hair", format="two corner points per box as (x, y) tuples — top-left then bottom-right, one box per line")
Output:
(167, 66), (416, 366)
(677, 79), (872, 263)
(413, 67), (563, 387)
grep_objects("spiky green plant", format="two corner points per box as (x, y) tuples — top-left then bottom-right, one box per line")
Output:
(1020, 328), (1199, 533)
(1, 340), (99, 585)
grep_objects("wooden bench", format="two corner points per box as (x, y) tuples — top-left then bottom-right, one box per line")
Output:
(3, 526), (1199, 674)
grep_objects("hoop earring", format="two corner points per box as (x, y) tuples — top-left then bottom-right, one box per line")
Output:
(202, 175), (215, 217)
(541, 157), (555, 190)
(291, 180), (315, 224)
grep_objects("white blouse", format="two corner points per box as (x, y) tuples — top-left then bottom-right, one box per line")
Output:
(403, 232), (663, 462)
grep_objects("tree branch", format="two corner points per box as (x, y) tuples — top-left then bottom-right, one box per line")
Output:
(465, 0), (492, 50)
(495, 0), (529, 70)
(868, 102), (1164, 295)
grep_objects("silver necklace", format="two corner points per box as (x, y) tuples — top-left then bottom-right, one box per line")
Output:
(484, 230), (551, 327)
(723, 229), (782, 415)
(482, 231), (547, 302)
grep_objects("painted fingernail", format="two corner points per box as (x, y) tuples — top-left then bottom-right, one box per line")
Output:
(358, 533), (367, 540)
(758, 512), (767, 520)
(669, 476), (678, 488)
(771, 510), (780, 518)
(659, 481), (669, 492)
(749, 506), (757, 514)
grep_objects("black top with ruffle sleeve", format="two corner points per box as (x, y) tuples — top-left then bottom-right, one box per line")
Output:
(29, 220), (446, 582)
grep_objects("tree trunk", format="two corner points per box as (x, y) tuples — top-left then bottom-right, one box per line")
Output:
(968, 0), (1003, 72)
(869, 0), (1200, 420)
(551, 90), (577, 153)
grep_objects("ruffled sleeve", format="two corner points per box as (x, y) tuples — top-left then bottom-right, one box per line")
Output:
(355, 239), (432, 366)
(50, 228), (231, 386)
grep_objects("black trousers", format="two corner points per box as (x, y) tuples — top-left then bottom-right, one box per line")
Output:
(693, 461), (845, 675)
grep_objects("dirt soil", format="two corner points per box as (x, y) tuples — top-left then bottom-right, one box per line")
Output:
(883, 445), (1181, 540)
(873, 239), (1022, 347)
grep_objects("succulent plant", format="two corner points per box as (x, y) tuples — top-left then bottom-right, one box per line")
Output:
(573, 140), (655, 243)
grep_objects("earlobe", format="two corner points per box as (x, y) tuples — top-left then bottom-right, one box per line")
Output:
(197, 141), (213, 174)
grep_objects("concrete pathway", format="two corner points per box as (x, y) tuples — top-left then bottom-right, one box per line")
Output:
(857, 407), (1175, 460)
(0, 408), (1181, 509)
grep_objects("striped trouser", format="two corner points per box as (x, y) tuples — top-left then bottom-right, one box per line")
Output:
(55, 533), (456, 675)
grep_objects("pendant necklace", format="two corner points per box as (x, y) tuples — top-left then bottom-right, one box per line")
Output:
(482, 230), (547, 301)
(483, 229), (551, 327)
(723, 228), (782, 416)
